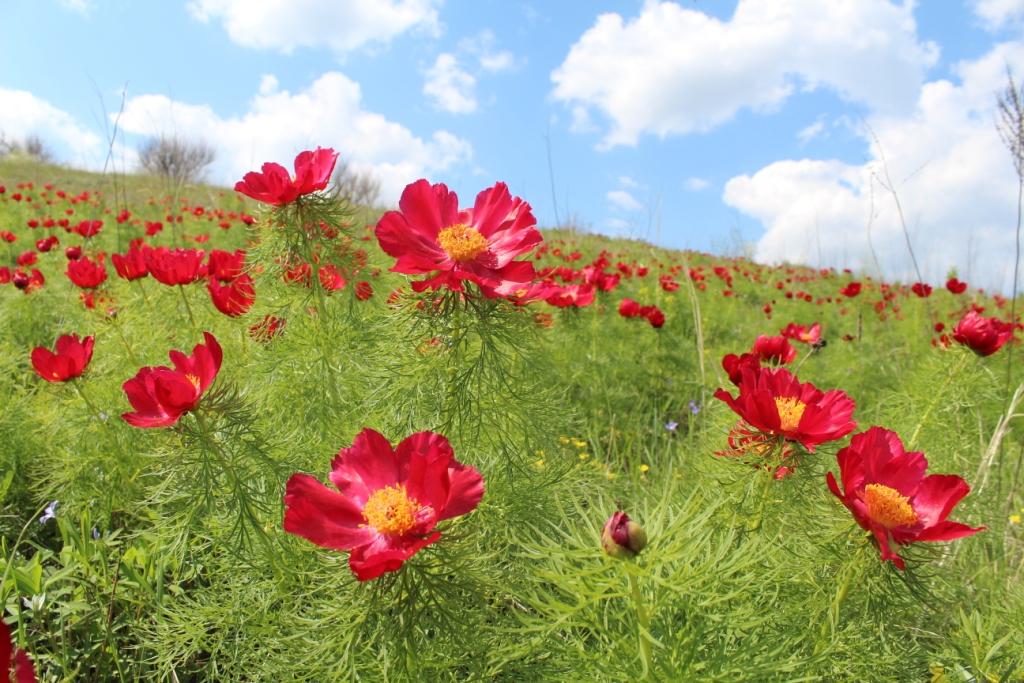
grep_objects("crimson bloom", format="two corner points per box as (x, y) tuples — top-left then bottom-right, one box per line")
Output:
(31, 333), (94, 382)
(780, 322), (821, 345)
(946, 277), (968, 294)
(714, 366), (856, 451)
(207, 249), (246, 282)
(375, 179), (541, 295)
(952, 310), (1014, 357)
(283, 428), (485, 581)
(234, 147), (338, 206)
(721, 352), (761, 385)
(121, 332), (222, 428)
(66, 255), (107, 289)
(826, 426), (984, 569)
(751, 335), (797, 364)
(0, 619), (36, 683)
(145, 247), (206, 286)
(207, 274), (255, 317)
(839, 282), (862, 297)
(111, 248), (148, 281)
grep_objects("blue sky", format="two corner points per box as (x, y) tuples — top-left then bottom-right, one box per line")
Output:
(2, 0), (1024, 290)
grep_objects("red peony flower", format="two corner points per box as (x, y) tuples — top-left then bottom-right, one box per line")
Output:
(641, 305), (665, 328)
(66, 255), (107, 289)
(839, 282), (861, 298)
(0, 619), (37, 683)
(250, 315), (285, 342)
(826, 426), (984, 569)
(121, 332), (222, 428)
(714, 366), (856, 451)
(111, 248), (148, 281)
(283, 428), (485, 581)
(780, 322), (821, 345)
(618, 297), (642, 318)
(952, 310), (1014, 357)
(207, 249), (246, 282)
(355, 280), (373, 301)
(374, 180), (541, 295)
(207, 274), (256, 317)
(946, 277), (968, 294)
(721, 352), (761, 385)
(145, 247), (206, 286)
(234, 147), (338, 206)
(31, 333), (94, 382)
(751, 335), (797, 364)
(911, 282), (932, 298)
(65, 246), (82, 261)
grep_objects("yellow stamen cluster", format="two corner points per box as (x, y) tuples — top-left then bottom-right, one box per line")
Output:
(437, 223), (488, 262)
(362, 485), (420, 535)
(774, 397), (807, 431)
(864, 483), (918, 529)
(185, 373), (201, 389)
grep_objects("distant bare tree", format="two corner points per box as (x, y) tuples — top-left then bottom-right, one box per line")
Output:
(332, 160), (382, 208)
(0, 133), (53, 162)
(138, 135), (216, 185)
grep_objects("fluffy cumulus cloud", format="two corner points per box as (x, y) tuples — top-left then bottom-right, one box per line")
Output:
(724, 41), (1024, 292)
(972, 0), (1024, 30)
(0, 88), (104, 166)
(552, 0), (937, 147)
(607, 189), (643, 212)
(423, 54), (478, 114)
(116, 72), (472, 204)
(186, 0), (439, 54)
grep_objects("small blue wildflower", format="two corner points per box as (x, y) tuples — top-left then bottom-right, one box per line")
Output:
(689, 400), (701, 415)
(665, 421), (679, 432)
(39, 500), (58, 524)
(92, 527), (101, 540)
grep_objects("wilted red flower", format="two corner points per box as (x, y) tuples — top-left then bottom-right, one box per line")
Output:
(283, 428), (485, 581)
(111, 248), (148, 281)
(839, 282), (861, 298)
(780, 322), (821, 345)
(0, 619), (37, 683)
(714, 366), (856, 451)
(952, 310), (1014, 356)
(207, 274), (256, 317)
(911, 282), (932, 298)
(207, 249), (246, 282)
(318, 263), (347, 292)
(121, 332), (222, 428)
(31, 333), (94, 382)
(722, 352), (761, 385)
(751, 335), (796, 364)
(145, 247), (205, 286)
(66, 255), (108, 289)
(375, 180), (541, 295)
(250, 315), (285, 342)
(946, 277), (967, 294)
(355, 280), (373, 300)
(826, 426), (984, 569)
(717, 421), (796, 479)
(234, 147), (339, 206)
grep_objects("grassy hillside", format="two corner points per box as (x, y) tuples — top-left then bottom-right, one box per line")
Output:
(0, 157), (1021, 681)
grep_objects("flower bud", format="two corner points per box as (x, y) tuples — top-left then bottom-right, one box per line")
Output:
(601, 511), (647, 559)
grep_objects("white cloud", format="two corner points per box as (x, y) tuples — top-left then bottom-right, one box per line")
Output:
(552, 0), (938, 148)
(797, 118), (827, 144)
(459, 30), (520, 73)
(58, 0), (91, 14)
(423, 54), (478, 114)
(723, 41), (1024, 292)
(479, 51), (515, 73)
(972, 0), (1024, 30)
(186, 0), (439, 55)
(116, 72), (472, 204)
(618, 175), (639, 189)
(684, 177), (710, 191)
(607, 189), (643, 211)
(0, 88), (103, 166)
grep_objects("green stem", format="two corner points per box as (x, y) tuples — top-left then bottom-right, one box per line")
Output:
(814, 555), (860, 656)
(907, 352), (969, 450)
(178, 284), (197, 328)
(0, 500), (52, 601)
(73, 382), (106, 423)
(628, 572), (654, 678)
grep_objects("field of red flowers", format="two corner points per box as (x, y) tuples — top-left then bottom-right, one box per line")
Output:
(1, 150), (1021, 681)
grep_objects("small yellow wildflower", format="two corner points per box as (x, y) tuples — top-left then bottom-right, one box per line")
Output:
(572, 439), (587, 449)
(1010, 514), (1022, 525)
(639, 464), (650, 474)
(559, 436), (570, 445)
(578, 452), (589, 460)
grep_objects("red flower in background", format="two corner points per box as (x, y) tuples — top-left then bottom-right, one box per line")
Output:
(250, 315), (285, 342)
(618, 298), (641, 318)
(374, 180), (541, 295)
(714, 366), (856, 451)
(207, 249), (246, 282)
(839, 282), (862, 298)
(641, 305), (665, 328)
(911, 282), (932, 298)
(355, 280), (373, 301)
(111, 248), (148, 281)
(207, 274), (256, 317)
(826, 426), (984, 569)
(751, 335), (797, 365)
(64, 246), (82, 261)
(721, 352), (761, 385)
(952, 310), (1013, 357)
(145, 247), (205, 286)
(0, 619), (37, 683)
(31, 333), (94, 382)
(946, 277), (968, 294)
(780, 322), (821, 345)
(121, 332), (222, 428)
(234, 147), (338, 206)
(283, 428), (485, 581)
(66, 255), (107, 289)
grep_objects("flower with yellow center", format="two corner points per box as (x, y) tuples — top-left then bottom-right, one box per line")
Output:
(774, 397), (806, 431)
(362, 485), (421, 536)
(185, 373), (201, 390)
(437, 223), (488, 262)
(863, 483), (918, 529)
